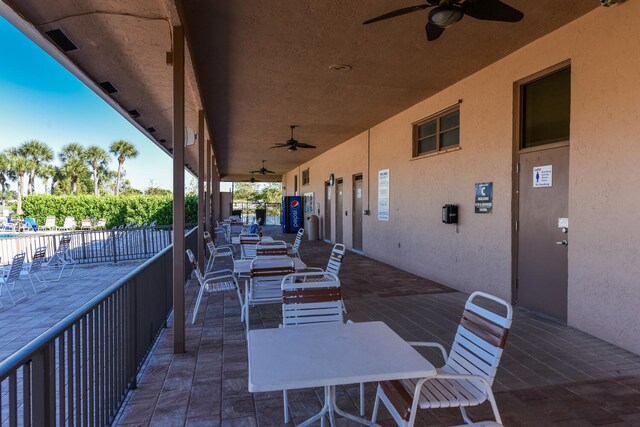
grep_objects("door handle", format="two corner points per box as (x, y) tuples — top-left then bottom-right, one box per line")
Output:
(556, 240), (568, 246)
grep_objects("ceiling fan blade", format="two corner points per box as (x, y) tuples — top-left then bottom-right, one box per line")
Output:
(265, 170), (276, 174)
(463, 0), (524, 23)
(295, 143), (317, 149)
(363, 4), (431, 25)
(269, 144), (288, 149)
(249, 169), (261, 173)
(426, 22), (445, 41)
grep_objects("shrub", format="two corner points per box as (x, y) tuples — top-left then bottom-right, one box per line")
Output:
(22, 194), (198, 228)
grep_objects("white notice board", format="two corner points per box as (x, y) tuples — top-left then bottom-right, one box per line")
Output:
(378, 169), (390, 221)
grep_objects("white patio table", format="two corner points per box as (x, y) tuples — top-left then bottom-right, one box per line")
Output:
(248, 321), (436, 427)
(233, 256), (306, 275)
(231, 235), (275, 245)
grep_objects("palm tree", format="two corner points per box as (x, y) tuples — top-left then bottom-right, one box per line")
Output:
(36, 164), (55, 195)
(109, 140), (138, 196)
(7, 149), (35, 215)
(85, 145), (110, 196)
(59, 143), (87, 195)
(19, 140), (54, 194)
(0, 151), (15, 202)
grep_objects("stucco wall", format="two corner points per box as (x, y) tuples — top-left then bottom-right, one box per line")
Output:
(284, 4), (640, 354)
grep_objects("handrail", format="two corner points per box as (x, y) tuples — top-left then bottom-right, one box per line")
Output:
(0, 226), (197, 380)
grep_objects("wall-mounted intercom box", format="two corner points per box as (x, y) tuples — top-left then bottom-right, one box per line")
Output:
(442, 204), (458, 224)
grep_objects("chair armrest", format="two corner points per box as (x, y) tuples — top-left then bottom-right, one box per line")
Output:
(203, 269), (235, 279)
(301, 267), (324, 272)
(406, 341), (448, 362)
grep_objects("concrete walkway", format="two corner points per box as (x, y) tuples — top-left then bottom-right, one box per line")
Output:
(115, 231), (640, 426)
(0, 262), (140, 361)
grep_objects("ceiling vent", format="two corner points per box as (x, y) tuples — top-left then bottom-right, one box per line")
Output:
(128, 109), (141, 118)
(45, 29), (78, 52)
(98, 81), (118, 94)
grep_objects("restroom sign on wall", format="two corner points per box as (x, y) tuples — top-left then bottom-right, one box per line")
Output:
(533, 165), (553, 188)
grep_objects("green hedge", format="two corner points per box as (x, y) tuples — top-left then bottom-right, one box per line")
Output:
(22, 194), (198, 228)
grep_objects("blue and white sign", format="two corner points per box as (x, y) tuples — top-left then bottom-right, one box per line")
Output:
(533, 165), (553, 188)
(378, 169), (390, 221)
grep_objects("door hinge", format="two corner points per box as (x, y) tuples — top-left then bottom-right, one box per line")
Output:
(515, 220), (518, 232)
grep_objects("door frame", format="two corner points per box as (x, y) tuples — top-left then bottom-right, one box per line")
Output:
(334, 178), (344, 244)
(324, 180), (332, 243)
(352, 174), (364, 254)
(511, 59), (571, 305)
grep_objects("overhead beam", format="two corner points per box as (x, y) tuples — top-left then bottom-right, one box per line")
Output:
(172, 25), (186, 354)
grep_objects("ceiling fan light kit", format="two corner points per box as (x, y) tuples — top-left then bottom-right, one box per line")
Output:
(363, 0), (524, 42)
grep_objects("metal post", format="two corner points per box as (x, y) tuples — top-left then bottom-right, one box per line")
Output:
(172, 25), (186, 354)
(197, 110), (205, 273)
(32, 344), (55, 425)
(205, 139), (211, 231)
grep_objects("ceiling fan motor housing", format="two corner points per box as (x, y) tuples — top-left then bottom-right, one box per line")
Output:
(429, 5), (464, 28)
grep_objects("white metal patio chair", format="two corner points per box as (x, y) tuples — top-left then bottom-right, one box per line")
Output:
(95, 218), (107, 229)
(1, 218), (18, 232)
(371, 291), (513, 427)
(203, 231), (235, 273)
(287, 228), (305, 258)
(279, 271), (365, 422)
(45, 234), (77, 281)
(244, 257), (295, 334)
(186, 249), (240, 324)
(41, 216), (57, 231)
(80, 218), (93, 230)
(240, 235), (261, 260)
(304, 244), (347, 312)
(0, 253), (28, 306)
(21, 246), (49, 293)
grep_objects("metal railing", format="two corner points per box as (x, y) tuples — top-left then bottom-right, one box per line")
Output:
(231, 202), (281, 225)
(0, 227), (197, 426)
(0, 226), (173, 265)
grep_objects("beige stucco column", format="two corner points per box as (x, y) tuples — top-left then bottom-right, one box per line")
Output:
(205, 139), (211, 231)
(172, 25), (185, 354)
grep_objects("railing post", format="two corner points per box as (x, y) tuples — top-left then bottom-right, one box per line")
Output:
(31, 344), (55, 426)
(143, 227), (148, 255)
(112, 230), (118, 263)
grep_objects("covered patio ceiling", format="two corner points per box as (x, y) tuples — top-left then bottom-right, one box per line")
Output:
(2, 0), (598, 181)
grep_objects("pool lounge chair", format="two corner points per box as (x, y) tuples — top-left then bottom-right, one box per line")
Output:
(41, 216), (57, 231)
(60, 216), (77, 231)
(0, 253), (28, 306)
(45, 235), (77, 281)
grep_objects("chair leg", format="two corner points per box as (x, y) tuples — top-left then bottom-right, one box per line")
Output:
(283, 390), (290, 423)
(371, 384), (381, 424)
(359, 383), (365, 416)
(192, 284), (205, 324)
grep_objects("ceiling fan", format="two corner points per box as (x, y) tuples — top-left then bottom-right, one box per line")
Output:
(363, 0), (524, 41)
(250, 160), (275, 175)
(270, 125), (317, 152)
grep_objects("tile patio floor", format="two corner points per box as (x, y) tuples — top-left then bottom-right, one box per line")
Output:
(0, 261), (141, 361)
(115, 229), (640, 426)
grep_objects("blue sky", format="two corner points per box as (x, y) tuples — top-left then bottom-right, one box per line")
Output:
(0, 17), (179, 192)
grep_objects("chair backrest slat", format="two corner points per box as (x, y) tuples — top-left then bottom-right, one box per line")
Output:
(256, 241), (287, 257)
(30, 247), (47, 272)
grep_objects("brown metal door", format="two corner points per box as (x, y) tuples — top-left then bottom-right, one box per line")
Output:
(353, 175), (363, 251)
(517, 145), (569, 322)
(324, 181), (332, 242)
(335, 179), (344, 243)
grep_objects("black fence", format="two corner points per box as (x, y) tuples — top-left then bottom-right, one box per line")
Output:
(0, 227), (197, 426)
(0, 226), (173, 265)
(231, 202), (281, 225)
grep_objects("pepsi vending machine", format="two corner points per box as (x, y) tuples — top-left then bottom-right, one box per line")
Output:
(281, 196), (302, 233)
